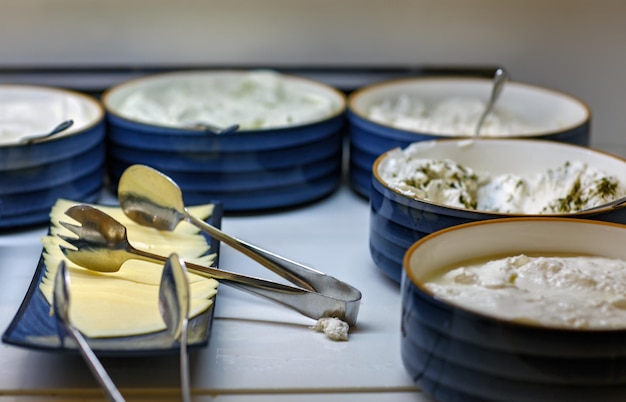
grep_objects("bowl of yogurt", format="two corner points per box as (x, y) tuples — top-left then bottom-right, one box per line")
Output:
(402, 217), (626, 402)
(102, 70), (346, 211)
(348, 76), (591, 197)
(370, 138), (626, 282)
(0, 84), (105, 228)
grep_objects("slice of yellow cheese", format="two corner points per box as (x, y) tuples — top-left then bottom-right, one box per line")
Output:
(39, 198), (219, 338)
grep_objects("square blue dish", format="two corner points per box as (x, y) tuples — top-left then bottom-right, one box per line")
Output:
(2, 201), (223, 357)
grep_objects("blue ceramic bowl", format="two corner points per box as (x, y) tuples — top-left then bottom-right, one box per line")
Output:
(348, 76), (591, 197)
(370, 139), (626, 283)
(402, 217), (626, 402)
(0, 85), (105, 228)
(102, 70), (346, 212)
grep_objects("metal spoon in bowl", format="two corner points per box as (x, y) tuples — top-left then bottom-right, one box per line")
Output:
(181, 121), (239, 135)
(117, 164), (344, 294)
(19, 119), (74, 144)
(474, 68), (508, 136)
(580, 195), (626, 213)
(159, 254), (191, 402)
(53, 261), (125, 402)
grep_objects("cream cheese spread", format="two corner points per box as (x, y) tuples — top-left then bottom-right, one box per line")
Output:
(115, 70), (341, 130)
(368, 95), (541, 136)
(425, 254), (626, 329)
(380, 148), (625, 213)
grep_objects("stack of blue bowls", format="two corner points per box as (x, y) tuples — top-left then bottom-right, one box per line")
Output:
(0, 85), (105, 228)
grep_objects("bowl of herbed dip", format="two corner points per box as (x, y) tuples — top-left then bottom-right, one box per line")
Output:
(402, 217), (626, 402)
(370, 138), (626, 282)
(102, 70), (346, 212)
(347, 76), (591, 197)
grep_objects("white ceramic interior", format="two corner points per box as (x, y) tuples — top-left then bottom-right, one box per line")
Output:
(351, 77), (590, 136)
(0, 85), (103, 146)
(404, 217), (626, 289)
(104, 70), (346, 130)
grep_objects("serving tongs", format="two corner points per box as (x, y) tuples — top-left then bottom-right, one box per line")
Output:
(58, 204), (362, 326)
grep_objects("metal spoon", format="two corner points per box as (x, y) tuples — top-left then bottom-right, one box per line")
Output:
(474, 68), (508, 136)
(159, 254), (191, 402)
(58, 204), (361, 326)
(118, 164), (331, 293)
(579, 195), (626, 213)
(182, 121), (239, 135)
(20, 119), (74, 144)
(53, 261), (125, 402)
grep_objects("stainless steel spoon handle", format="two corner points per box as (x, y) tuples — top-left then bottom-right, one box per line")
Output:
(53, 261), (125, 402)
(160, 254), (192, 402)
(180, 319), (191, 402)
(20, 119), (74, 144)
(475, 68), (508, 136)
(131, 246), (361, 326)
(579, 195), (626, 213)
(182, 121), (239, 135)
(67, 327), (126, 402)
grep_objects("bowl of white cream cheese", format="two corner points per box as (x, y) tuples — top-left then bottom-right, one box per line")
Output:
(102, 70), (346, 211)
(348, 76), (591, 197)
(371, 139), (626, 282)
(0, 84), (105, 228)
(402, 217), (626, 402)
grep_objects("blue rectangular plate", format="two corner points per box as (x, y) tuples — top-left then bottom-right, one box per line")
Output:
(1, 201), (223, 357)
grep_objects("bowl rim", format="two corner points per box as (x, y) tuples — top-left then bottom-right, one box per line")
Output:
(372, 137), (626, 216)
(347, 75), (592, 137)
(101, 69), (347, 133)
(0, 83), (105, 149)
(402, 216), (626, 333)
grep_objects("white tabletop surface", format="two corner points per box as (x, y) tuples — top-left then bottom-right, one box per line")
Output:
(0, 181), (434, 402)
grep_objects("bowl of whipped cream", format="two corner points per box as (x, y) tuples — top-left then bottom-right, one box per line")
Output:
(370, 138), (626, 282)
(102, 70), (346, 211)
(402, 217), (626, 402)
(347, 76), (591, 197)
(0, 84), (105, 228)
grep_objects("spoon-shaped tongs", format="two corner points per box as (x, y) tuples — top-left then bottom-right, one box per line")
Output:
(53, 261), (125, 402)
(118, 164), (345, 296)
(58, 205), (362, 326)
